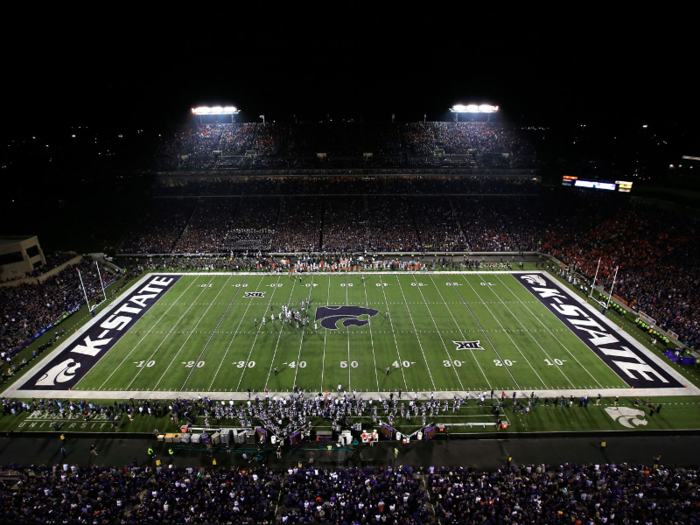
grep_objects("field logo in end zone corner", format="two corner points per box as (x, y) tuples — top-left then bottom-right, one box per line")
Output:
(522, 274), (547, 286)
(516, 273), (682, 389)
(605, 407), (648, 429)
(35, 359), (81, 387)
(20, 275), (181, 391)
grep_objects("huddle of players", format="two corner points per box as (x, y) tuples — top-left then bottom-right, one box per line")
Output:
(255, 298), (317, 331)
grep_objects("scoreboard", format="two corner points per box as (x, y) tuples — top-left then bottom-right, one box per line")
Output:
(562, 176), (633, 193)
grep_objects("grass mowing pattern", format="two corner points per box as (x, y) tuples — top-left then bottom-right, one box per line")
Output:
(74, 273), (630, 394)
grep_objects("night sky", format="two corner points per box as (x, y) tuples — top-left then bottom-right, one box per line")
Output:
(4, 10), (697, 134)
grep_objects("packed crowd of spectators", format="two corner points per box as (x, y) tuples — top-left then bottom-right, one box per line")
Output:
(153, 174), (540, 198)
(0, 260), (119, 365)
(428, 462), (700, 525)
(174, 199), (237, 253)
(545, 202), (700, 348)
(153, 122), (538, 172)
(1, 460), (698, 524)
(272, 198), (322, 252)
(114, 177), (700, 348)
(120, 200), (196, 254)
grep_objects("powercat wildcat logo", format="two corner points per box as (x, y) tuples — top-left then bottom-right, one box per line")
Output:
(522, 274), (547, 287)
(22, 275), (180, 391)
(516, 273), (681, 389)
(35, 359), (81, 387)
(315, 305), (379, 330)
(605, 407), (648, 429)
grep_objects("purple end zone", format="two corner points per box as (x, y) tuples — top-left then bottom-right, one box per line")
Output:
(516, 274), (681, 389)
(20, 275), (181, 391)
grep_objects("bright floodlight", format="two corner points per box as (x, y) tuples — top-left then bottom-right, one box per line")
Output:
(191, 106), (239, 115)
(450, 104), (499, 113)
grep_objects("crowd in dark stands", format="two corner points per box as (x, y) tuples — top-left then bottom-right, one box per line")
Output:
(1, 461), (697, 524)
(153, 175), (540, 198)
(153, 122), (538, 172)
(0, 260), (119, 366)
(114, 175), (700, 348)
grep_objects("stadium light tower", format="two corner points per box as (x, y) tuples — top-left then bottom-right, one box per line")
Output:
(191, 106), (240, 124)
(449, 104), (499, 122)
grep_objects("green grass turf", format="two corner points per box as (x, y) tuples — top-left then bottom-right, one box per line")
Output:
(73, 272), (633, 394)
(6, 267), (700, 436)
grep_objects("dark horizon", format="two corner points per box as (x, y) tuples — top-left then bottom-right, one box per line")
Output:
(3, 11), (698, 138)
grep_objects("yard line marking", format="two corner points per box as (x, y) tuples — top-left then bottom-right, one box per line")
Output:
(461, 275), (547, 388)
(378, 275), (408, 390)
(393, 275), (436, 391)
(411, 274), (465, 391)
(320, 274), (331, 391)
(95, 276), (202, 390)
(292, 275), (315, 389)
(346, 273), (351, 390)
(361, 275), (380, 392)
(445, 274), (521, 389)
(495, 274), (604, 389)
(236, 275), (284, 392)
(123, 275), (220, 390)
(208, 275), (265, 390)
(476, 273), (576, 389)
(151, 275), (234, 391)
(180, 275), (250, 391)
(264, 276), (298, 391)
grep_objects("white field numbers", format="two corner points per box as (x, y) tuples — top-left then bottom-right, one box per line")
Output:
(494, 359), (516, 367)
(443, 360), (463, 367)
(285, 361), (306, 368)
(340, 361), (358, 368)
(235, 361), (256, 368)
(182, 361), (205, 368)
(340, 283), (353, 287)
(135, 360), (155, 368)
(545, 358), (566, 366)
(393, 361), (412, 368)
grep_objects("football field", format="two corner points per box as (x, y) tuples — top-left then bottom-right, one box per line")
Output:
(11, 271), (695, 398)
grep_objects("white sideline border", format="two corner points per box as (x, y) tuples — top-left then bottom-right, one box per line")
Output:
(4, 271), (698, 399)
(539, 271), (699, 396)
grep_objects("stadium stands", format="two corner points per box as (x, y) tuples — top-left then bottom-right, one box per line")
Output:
(0, 260), (119, 374)
(153, 122), (537, 172)
(1, 461), (697, 524)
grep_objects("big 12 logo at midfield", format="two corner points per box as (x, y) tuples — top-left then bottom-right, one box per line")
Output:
(314, 306), (379, 330)
(605, 407), (648, 428)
